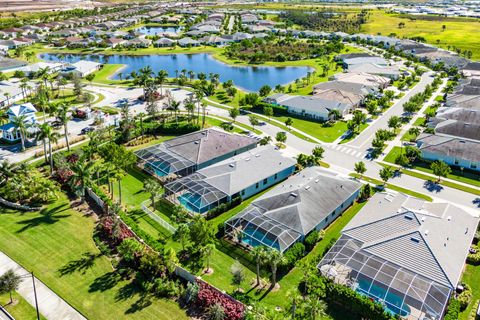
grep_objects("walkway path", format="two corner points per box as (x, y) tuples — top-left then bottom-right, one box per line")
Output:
(0, 252), (86, 320)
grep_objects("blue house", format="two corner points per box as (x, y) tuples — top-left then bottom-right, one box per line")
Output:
(164, 146), (296, 214)
(0, 103), (37, 142)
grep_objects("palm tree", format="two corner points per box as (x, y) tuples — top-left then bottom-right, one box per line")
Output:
(287, 290), (302, 319)
(56, 103), (71, 151)
(144, 179), (161, 207)
(194, 89), (204, 124)
(69, 160), (95, 201)
(201, 102), (207, 129)
(251, 246), (265, 286)
(202, 243), (215, 273)
(176, 223), (190, 251)
(4, 92), (11, 106)
(306, 298), (327, 319)
(265, 248), (286, 288)
(328, 109), (342, 121)
(170, 99), (181, 124)
(10, 115), (29, 151)
(0, 160), (16, 184)
(36, 122), (51, 164)
(46, 129), (60, 175)
(155, 70), (168, 96)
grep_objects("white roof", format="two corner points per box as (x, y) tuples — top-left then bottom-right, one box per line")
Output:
(7, 102), (37, 117)
(71, 60), (101, 73)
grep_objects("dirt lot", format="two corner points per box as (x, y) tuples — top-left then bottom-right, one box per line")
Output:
(2, 0), (106, 12)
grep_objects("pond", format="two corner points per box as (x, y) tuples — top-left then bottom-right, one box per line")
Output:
(40, 53), (312, 92)
(134, 25), (183, 36)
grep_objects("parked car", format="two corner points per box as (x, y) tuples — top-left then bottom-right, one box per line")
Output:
(80, 127), (95, 135)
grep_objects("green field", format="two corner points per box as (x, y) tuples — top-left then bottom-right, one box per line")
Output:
(0, 291), (46, 320)
(0, 193), (187, 320)
(362, 10), (480, 60)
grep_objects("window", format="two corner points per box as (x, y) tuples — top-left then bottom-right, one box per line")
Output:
(241, 190), (245, 196)
(471, 163), (477, 169)
(274, 173), (278, 180)
(255, 182), (259, 189)
(263, 178), (268, 185)
(325, 216), (329, 223)
(341, 203), (344, 208)
(454, 159), (459, 165)
(331, 211), (335, 217)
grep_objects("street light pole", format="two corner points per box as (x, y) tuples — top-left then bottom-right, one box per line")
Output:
(31, 272), (40, 320)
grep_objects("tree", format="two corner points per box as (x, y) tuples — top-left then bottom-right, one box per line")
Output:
(118, 238), (143, 265)
(202, 243), (216, 273)
(249, 115), (259, 130)
(263, 106), (274, 121)
(354, 161), (366, 178)
(229, 107), (240, 123)
(265, 248), (286, 287)
(85, 73), (95, 84)
(275, 131), (287, 144)
(328, 109), (342, 121)
(0, 269), (22, 304)
(387, 115), (401, 132)
(69, 160), (96, 201)
(287, 289), (302, 319)
(359, 184), (372, 200)
(144, 179), (161, 207)
(430, 160), (451, 182)
(305, 297), (327, 319)
(155, 70), (168, 96)
(407, 127), (421, 141)
(230, 260), (245, 291)
(56, 103), (71, 151)
(312, 146), (324, 162)
(405, 145), (421, 163)
(259, 136), (272, 146)
(251, 246), (265, 286)
(285, 117), (293, 130)
(10, 115), (29, 152)
(259, 85), (272, 97)
(379, 166), (394, 186)
(175, 223), (190, 251)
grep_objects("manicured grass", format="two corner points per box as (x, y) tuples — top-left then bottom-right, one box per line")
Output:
(412, 117), (426, 126)
(0, 291), (47, 320)
(350, 173), (433, 201)
(274, 116), (349, 143)
(361, 10), (480, 59)
(384, 147), (480, 189)
(459, 264), (480, 320)
(91, 64), (130, 85)
(0, 193), (187, 320)
(339, 123), (369, 144)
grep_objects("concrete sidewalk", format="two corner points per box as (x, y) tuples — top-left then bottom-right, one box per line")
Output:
(0, 252), (86, 320)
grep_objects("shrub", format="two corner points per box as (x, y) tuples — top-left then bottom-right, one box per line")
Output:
(153, 278), (181, 298)
(206, 197), (242, 220)
(196, 281), (244, 320)
(444, 298), (460, 320)
(284, 242), (306, 268)
(304, 230), (320, 251)
(458, 284), (472, 311)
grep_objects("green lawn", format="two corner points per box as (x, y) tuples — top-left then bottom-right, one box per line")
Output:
(459, 264), (480, 320)
(350, 173), (433, 201)
(275, 117), (349, 143)
(0, 291), (46, 320)
(384, 147), (480, 189)
(0, 193), (187, 320)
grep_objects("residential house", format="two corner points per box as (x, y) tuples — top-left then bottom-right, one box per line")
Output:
(61, 60), (101, 77)
(0, 103), (38, 142)
(332, 72), (391, 90)
(225, 167), (362, 252)
(178, 37), (200, 47)
(164, 145), (296, 214)
(342, 56), (389, 69)
(462, 62), (480, 77)
(265, 93), (352, 121)
(313, 88), (364, 108)
(347, 63), (401, 80)
(318, 192), (478, 320)
(154, 38), (176, 47)
(124, 37), (152, 48)
(0, 57), (27, 71)
(312, 80), (374, 98)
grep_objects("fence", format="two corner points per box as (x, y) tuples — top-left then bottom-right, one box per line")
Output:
(0, 306), (14, 320)
(140, 200), (177, 234)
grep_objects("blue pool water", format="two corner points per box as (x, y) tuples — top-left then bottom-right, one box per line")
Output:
(241, 226), (279, 250)
(356, 277), (411, 317)
(40, 53), (312, 92)
(134, 26), (182, 36)
(178, 193), (202, 213)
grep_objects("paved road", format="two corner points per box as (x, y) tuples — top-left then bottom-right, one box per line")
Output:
(0, 252), (86, 320)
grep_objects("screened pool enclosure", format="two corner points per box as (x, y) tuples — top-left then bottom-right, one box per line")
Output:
(318, 235), (451, 320)
(135, 144), (196, 178)
(164, 173), (228, 214)
(225, 206), (302, 252)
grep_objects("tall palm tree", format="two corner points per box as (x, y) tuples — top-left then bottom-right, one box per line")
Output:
(46, 128), (60, 175)
(251, 246), (265, 286)
(56, 103), (71, 151)
(265, 248), (286, 288)
(201, 102), (207, 129)
(4, 92), (11, 106)
(144, 179), (161, 207)
(0, 160), (16, 184)
(10, 115), (29, 151)
(194, 89), (204, 125)
(155, 70), (168, 96)
(36, 123), (51, 164)
(170, 99), (180, 124)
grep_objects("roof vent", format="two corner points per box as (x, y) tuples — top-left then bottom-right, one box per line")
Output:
(229, 163), (235, 168)
(290, 192), (298, 198)
(411, 237), (420, 243)
(421, 217), (426, 222)
(315, 179), (319, 183)
(255, 154), (260, 157)
(404, 214), (413, 220)
(424, 230), (429, 236)
(194, 141), (199, 144)
(447, 216), (451, 221)
(245, 158), (250, 161)
(305, 186), (311, 190)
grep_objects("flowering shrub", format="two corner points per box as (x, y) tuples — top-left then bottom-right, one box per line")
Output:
(100, 216), (135, 243)
(196, 281), (244, 320)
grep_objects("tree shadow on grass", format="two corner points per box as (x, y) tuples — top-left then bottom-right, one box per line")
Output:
(89, 272), (122, 293)
(16, 204), (71, 233)
(58, 252), (101, 276)
(115, 279), (153, 314)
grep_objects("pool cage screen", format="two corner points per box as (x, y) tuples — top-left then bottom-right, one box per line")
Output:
(164, 173), (228, 214)
(225, 206), (302, 252)
(135, 145), (196, 178)
(318, 235), (451, 320)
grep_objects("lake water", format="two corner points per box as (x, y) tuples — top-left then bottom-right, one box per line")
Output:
(134, 26), (182, 36)
(40, 53), (312, 92)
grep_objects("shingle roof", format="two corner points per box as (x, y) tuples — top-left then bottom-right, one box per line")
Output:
(417, 133), (480, 163)
(435, 119), (480, 141)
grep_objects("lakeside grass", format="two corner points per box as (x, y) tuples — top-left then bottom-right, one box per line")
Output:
(0, 193), (187, 320)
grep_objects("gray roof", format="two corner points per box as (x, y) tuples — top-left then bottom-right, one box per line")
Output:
(313, 80), (372, 96)
(417, 133), (480, 163)
(195, 145), (296, 195)
(343, 56), (388, 67)
(463, 62), (480, 71)
(343, 192), (478, 288)
(433, 107), (480, 124)
(0, 58), (27, 70)
(445, 94), (480, 109)
(435, 119), (480, 141)
(272, 95), (351, 114)
(335, 53), (373, 61)
(249, 167), (361, 235)
(163, 129), (257, 165)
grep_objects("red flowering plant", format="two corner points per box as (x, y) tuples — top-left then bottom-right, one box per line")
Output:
(196, 281), (245, 320)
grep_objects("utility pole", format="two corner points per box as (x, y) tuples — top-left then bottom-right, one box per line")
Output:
(31, 272), (40, 320)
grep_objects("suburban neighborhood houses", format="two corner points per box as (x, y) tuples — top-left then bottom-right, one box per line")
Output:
(0, 1), (479, 320)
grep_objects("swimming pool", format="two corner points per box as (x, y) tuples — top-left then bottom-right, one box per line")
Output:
(356, 277), (411, 317)
(241, 226), (279, 250)
(178, 193), (203, 213)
